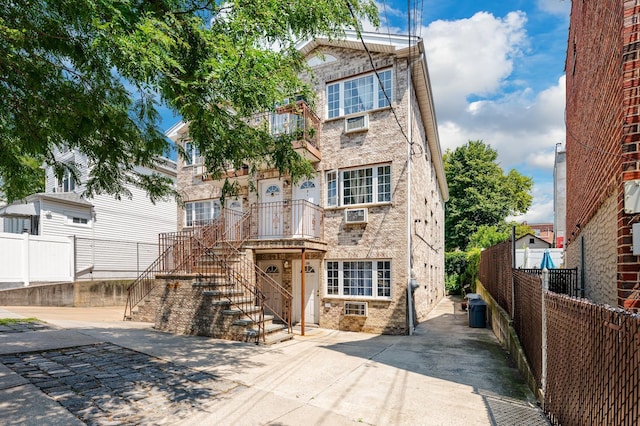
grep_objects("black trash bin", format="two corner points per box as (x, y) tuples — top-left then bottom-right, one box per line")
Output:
(468, 298), (487, 328)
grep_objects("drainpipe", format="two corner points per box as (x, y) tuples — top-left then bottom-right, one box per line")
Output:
(407, 55), (414, 335)
(301, 248), (306, 336)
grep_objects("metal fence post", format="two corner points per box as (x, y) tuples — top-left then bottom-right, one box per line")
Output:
(511, 226), (516, 319)
(541, 268), (549, 394)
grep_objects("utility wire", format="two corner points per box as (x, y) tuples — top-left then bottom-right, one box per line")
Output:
(345, 0), (413, 149)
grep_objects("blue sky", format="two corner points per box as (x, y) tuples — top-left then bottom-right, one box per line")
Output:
(160, 0), (570, 223)
(379, 0), (570, 223)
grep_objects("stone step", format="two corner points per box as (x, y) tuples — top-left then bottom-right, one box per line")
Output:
(222, 304), (261, 315)
(202, 289), (245, 297)
(232, 314), (274, 327)
(244, 323), (293, 345)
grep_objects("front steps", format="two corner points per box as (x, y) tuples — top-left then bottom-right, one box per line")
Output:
(128, 277), (291, 344)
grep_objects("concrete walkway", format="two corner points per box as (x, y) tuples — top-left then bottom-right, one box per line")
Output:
(0, 297), (549, 425)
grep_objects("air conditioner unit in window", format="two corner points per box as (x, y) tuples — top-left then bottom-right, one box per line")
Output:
(193, 165), (206, 177)
(344, 207), (368, 224)
(344, 114), (369, 134)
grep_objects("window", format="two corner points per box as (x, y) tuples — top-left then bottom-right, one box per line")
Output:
(344, 301), (367, 316)
(65, 213), (91, 227)
(184, 141), (202, 166)
(327, 69), (392, 119)
(326, 165), (391, 207)
(56, 170), (75, 193)
(326, 260), (391, 298)
(185, 200), (221, 227)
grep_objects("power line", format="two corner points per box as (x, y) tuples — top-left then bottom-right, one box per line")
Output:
(344, 0), (414, 150)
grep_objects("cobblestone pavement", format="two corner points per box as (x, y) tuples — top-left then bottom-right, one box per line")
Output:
(0, 342), (243, 425)
(0, 320), (54, 333)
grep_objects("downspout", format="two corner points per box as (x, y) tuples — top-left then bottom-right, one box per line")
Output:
(407, 56), (414, 335)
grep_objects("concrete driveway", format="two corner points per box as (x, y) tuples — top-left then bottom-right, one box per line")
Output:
(0, 297), (548, 425)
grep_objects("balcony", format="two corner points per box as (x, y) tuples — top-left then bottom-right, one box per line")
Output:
(272, 100), (321, 162)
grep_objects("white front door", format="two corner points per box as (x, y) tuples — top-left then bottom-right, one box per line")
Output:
(292, 176), (320, 237)
(258, 261), (283, 315)
(224, 197), (243, 240)
(292, 259), (320, 324)
(258, 179), (283, 238)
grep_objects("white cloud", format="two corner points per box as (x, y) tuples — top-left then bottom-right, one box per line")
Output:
(537, 0), (571, 16)
(423, 11), (528, 116)
(508, 180), (555, 223)
(421, 11), (566, 224)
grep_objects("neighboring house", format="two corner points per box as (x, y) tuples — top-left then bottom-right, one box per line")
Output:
(515, 233), (552, 250)
(165, 31), (448, 334)
(521, 222), (554, 246)
(0, 149), (177, 280)
(553, 145), (566, 248)
(565, 1), (640, 308)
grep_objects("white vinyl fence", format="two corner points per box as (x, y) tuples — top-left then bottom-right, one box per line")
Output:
(0, 233), (159, 285)
(515, 248), (565, 269)
(0, 232), (74, 286)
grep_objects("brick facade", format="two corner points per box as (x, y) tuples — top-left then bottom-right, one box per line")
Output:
(166, 33), (447, 334)
(565, 1), (640, 308)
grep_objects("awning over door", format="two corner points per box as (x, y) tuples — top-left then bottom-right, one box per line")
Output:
(0, 202), (38, 217)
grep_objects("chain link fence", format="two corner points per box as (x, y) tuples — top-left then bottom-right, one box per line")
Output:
(74, 237), (158, 280)
(480, 241), (640, 425)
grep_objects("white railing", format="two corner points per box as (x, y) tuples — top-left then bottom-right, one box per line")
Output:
(0, 232), (74, 286)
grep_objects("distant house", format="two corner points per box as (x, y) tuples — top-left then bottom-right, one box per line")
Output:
(0, 149), (177, 280)
(553, 146), (566, 248)
(523, 223), (554, 245)
(515, 233), (552, 250)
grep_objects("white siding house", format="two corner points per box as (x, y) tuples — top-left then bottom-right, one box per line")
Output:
(0, 150), (177, 282)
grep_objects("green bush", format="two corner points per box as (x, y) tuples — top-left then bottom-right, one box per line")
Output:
(445, 272), (461, 295)
(445, 252), (467, 295)
(460, 248), (481, 292)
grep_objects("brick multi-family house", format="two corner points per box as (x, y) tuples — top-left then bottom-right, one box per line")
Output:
(127, 32), (448, 339)
(564, 1), (640, 308)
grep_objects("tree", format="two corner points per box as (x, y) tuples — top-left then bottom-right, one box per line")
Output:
(0, 0), (378, 203)
(444, 140), (533, 251)
(466, 223), (533, 250)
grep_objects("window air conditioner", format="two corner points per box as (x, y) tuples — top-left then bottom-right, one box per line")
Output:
(344, 114), (369, 134)
(344, 207), (368, 224)
(193, 165), (206, 177)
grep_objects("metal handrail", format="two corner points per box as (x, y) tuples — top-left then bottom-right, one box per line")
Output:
(123, 215), (227, 320)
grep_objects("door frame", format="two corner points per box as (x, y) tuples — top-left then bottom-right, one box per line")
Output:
(292, 258), (320, 324)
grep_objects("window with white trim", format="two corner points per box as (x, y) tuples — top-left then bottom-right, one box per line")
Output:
(185, 199), (221, 227)
(184, 142), (202, 166)
(326, 164), (391, 207)
(56, 170), (76, 193)
(326, 260), (391, 298)
(327, 69), (392, 119)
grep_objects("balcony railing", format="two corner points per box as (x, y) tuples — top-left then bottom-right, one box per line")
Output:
(250, 200), (323, 240)
(272, 100), (320, 152)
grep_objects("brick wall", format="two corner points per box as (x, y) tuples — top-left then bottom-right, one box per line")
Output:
(565, 192), (618, 305)
(566, 1), (640, 308)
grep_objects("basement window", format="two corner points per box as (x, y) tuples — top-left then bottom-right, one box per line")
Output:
(344, 301), (368, 316)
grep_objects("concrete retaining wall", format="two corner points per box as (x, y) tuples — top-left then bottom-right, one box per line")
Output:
(0, 280), (131, 307)
(475, 280), (542, 403)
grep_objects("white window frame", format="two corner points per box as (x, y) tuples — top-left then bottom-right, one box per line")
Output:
(325, 164), (392, 208)
(326, 69), (393, 119)
(56, 169), (76, 193)
(325, 260), (392, 299)
(183, 141), (202, 166)
(185, 199), (221, 227)
(64, 212), (92, 228)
